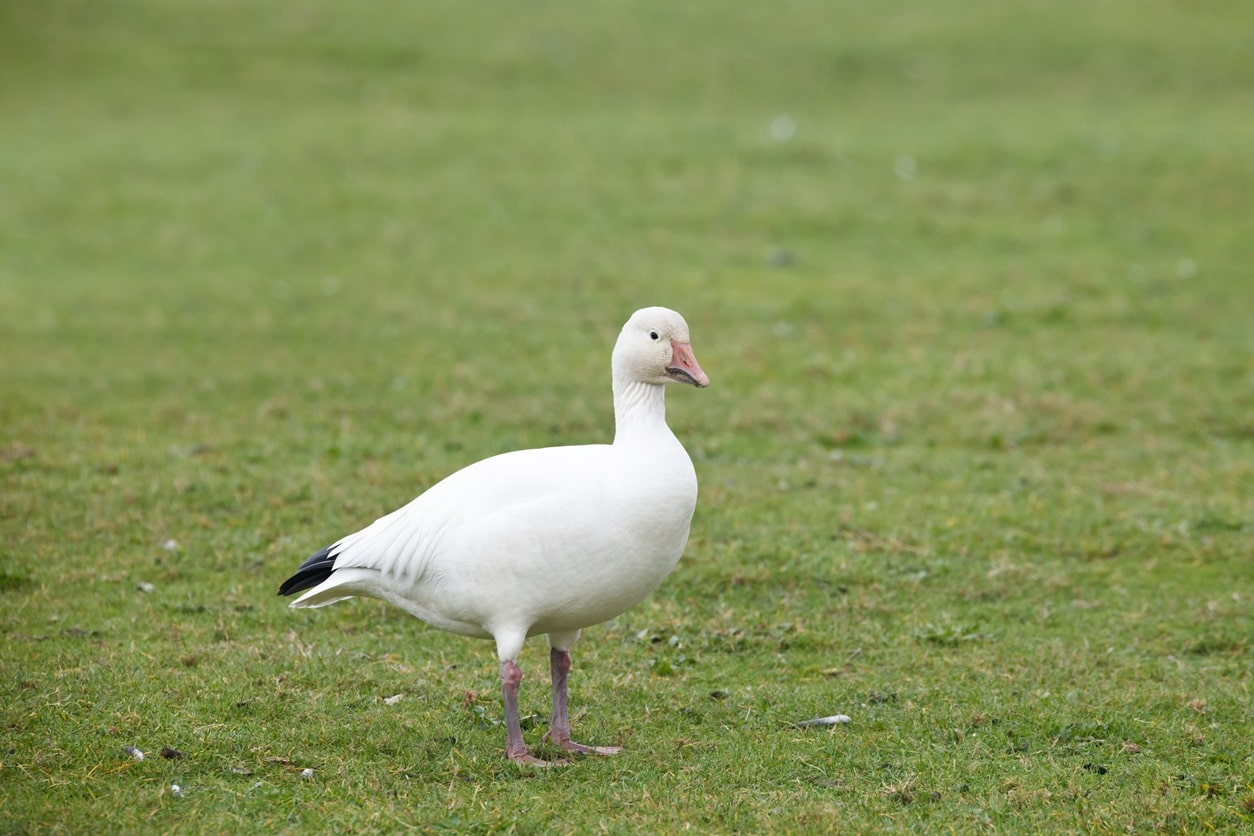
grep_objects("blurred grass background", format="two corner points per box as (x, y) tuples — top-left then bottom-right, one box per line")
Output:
(2, 0), (1251, 831)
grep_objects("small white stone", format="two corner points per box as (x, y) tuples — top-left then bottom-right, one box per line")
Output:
(171, 784), (182, 796)
(161, 539), (180, 552)
(795, 715), (852, 728)
(300, 768), (315, 779)
(125, 746), (144, 760)
(384, 693), (404, 705)
(769, 115), (797, 142)
(136, 582), (156, 594)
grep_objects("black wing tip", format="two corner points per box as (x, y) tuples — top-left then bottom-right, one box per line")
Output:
(277, 545), (337, 597)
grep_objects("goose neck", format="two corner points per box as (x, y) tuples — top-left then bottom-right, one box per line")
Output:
(612, 378), (668, 443)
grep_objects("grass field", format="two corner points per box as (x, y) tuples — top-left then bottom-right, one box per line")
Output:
(2, 0), (1252, 831)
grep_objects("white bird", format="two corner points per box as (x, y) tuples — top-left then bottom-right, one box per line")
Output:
(278, 307), (709, 764)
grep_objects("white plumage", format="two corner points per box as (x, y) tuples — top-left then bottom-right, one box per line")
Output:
(278, 307), (709, 764)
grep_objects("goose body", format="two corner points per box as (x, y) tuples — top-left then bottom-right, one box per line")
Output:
(278, 307), (709, 764)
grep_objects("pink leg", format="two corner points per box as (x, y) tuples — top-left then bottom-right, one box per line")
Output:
(500, 659), (550, 765)
(542, 648), (622, 756)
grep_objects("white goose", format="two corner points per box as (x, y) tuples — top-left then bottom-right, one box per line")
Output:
(278, 307), (709, 764)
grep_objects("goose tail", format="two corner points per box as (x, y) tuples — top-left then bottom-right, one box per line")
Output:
(278, 544), (337, 597)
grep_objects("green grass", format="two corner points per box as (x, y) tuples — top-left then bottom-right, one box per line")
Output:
(2, 0), (1252, 831)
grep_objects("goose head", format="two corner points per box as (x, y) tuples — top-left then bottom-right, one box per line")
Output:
(612, 307), (710, 389)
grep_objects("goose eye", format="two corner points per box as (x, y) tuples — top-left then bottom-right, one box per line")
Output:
(649, 331), (659, 341)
